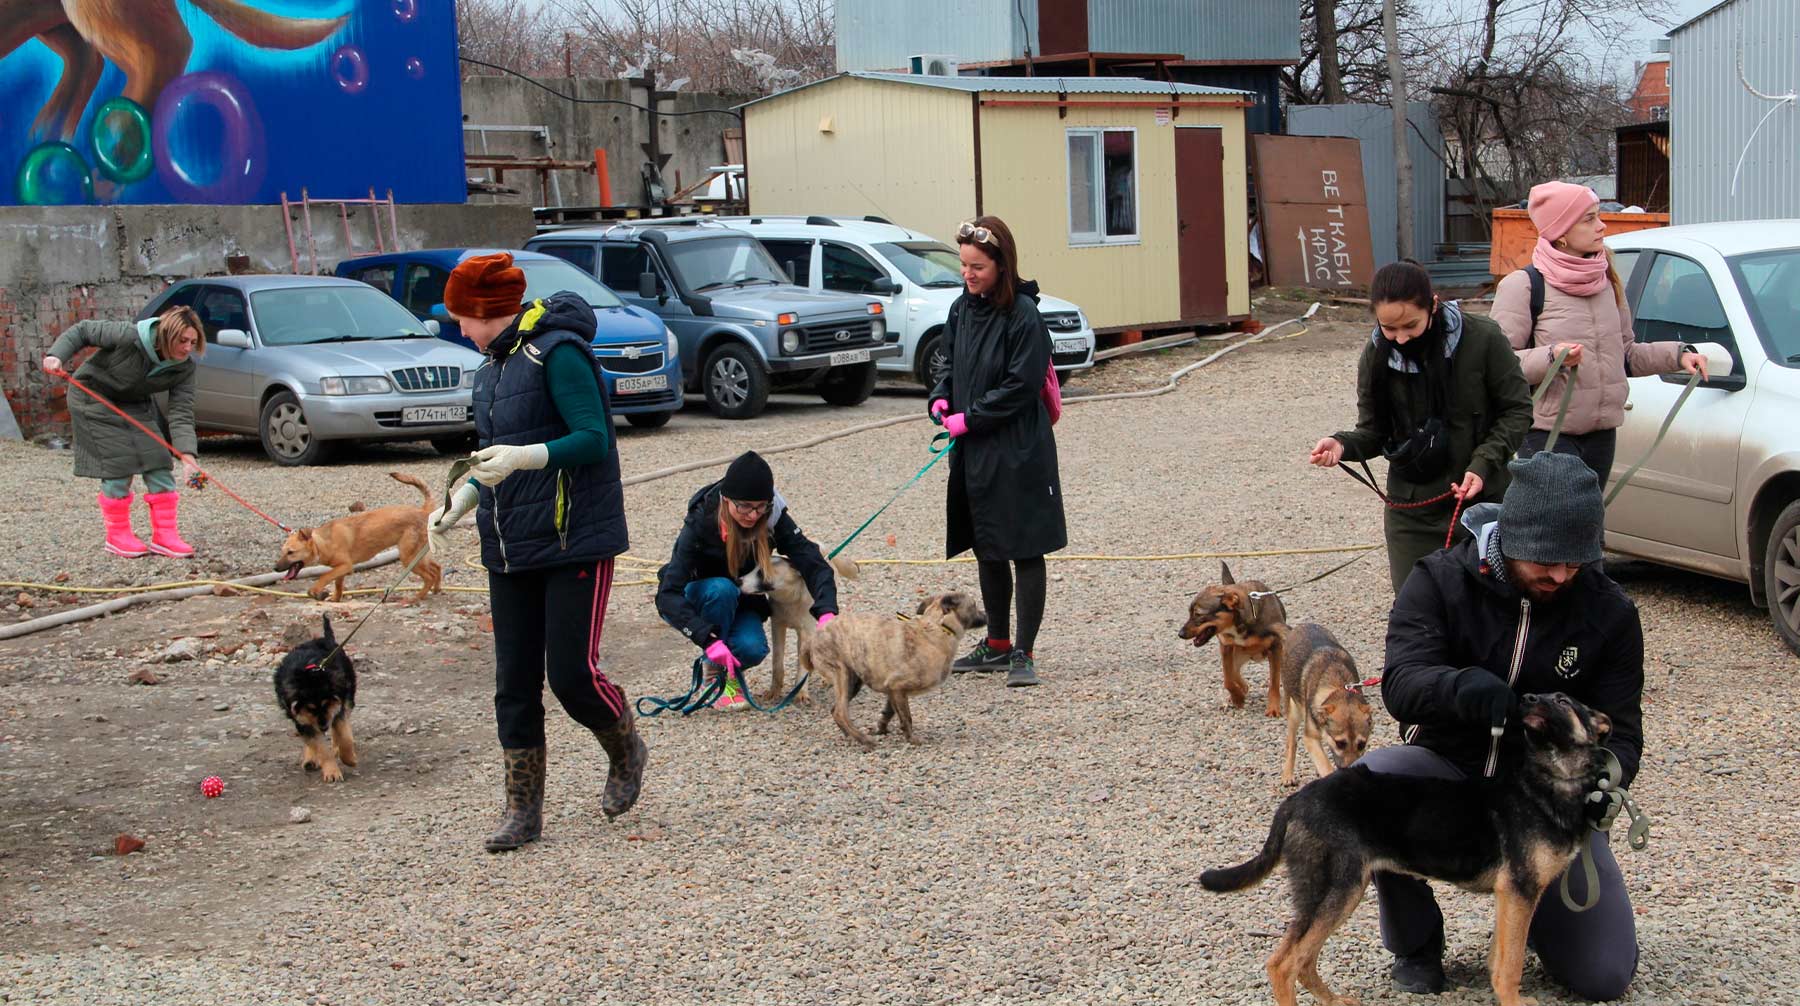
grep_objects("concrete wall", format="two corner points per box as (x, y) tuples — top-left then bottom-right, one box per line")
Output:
(0, 202), (532, 440)
(460, 76), (746, 208)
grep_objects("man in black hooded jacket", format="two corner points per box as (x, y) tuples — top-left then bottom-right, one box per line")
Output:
(1368, 452), (1644, 1001)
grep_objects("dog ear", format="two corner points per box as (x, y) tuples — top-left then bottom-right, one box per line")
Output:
(1220, 561), (1236, 586)
(915, 596), (930, 615)
(298, 528), (313, 541)
(1321, 699), (1338, 717)
(1589, 710), (1612, 740)
(321, 614), (335, 641)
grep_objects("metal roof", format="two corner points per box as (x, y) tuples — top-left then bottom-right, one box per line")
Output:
(1670, 0), (1741, 34)
(740, 71), (1253, 109)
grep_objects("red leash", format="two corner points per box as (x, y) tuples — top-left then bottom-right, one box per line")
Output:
(54, 370), (292, 532)
(1337, 461), (1467, 549)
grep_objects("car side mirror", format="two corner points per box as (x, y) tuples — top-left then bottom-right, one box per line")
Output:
(637, 272), (660, 300)
(216, 328), (251, 349)
(869, 277), (901, 296)
(424, 319), (441, 336)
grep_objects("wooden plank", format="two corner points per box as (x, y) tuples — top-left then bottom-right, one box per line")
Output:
(1251, 135), (1375, 290)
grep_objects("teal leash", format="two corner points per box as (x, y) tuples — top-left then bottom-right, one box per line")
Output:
(828, 432), (955, 559)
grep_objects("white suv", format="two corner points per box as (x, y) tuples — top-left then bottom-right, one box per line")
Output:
(720, 215), (1096, 385)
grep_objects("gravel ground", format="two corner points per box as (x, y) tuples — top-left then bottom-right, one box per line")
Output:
(2, 295), (1796, 1005)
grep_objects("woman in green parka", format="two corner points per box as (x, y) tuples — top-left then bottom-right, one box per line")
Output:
(41, 306), (205, 559)
(1309, 261), (1532, 593)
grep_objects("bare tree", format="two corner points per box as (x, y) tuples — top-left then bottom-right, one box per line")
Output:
(1286, 0), (1424, 106)
(1315, 0), (1346, 104)
(457, 0), (565, 78)
(555, 0), (834, 95)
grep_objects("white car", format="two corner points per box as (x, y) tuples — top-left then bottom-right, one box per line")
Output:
(720, 215), (1097, 385)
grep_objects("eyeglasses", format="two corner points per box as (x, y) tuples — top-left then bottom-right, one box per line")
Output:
(957, 221), (996, 246)
(726, 498), (771, 517)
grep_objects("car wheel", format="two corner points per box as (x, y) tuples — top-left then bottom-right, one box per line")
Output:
(625, 410), (674, 429)
(702, 343), (769, 420)
(431, 433), (478, 456)
(914, 330), (946, 387)
(818, 361), (877, 407)
(259, 390), (335, 466)
(1764, 498), (1800, 656)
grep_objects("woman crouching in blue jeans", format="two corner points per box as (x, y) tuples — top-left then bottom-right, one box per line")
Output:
(655, 451), (841, 710)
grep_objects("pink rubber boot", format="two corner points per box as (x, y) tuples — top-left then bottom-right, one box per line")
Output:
(143, 491), (195, 558)
(99, 493), (150, 558)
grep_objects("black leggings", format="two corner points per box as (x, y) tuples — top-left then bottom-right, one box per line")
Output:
(489, 558), (627, 749)
(1521, 427), (1617, 492)
(977, 557), (1047, 653)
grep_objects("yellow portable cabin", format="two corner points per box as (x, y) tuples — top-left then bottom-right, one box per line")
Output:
(740, 71), (1255, 333)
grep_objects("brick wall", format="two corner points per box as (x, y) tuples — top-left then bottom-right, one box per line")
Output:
(0, 281), (168, 441)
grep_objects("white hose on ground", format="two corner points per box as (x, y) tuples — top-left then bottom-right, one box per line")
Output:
(1, 304), (1321, 641)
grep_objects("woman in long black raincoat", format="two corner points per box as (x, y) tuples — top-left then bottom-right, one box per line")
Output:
(928, 215), (1066, 688)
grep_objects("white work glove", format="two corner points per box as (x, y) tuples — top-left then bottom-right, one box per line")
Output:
(428, 481), (480, 556)
(467, 443), (549, 487)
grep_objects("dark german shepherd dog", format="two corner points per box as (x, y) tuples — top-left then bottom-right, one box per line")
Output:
(1201, 693), (1613, 1006)
(272, 615), (358, 783)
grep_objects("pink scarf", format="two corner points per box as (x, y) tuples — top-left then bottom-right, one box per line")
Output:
(1531, 237), (1610, 297)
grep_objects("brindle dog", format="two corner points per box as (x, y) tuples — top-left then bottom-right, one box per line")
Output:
(799, 592), (986, 750)
(1277, 623), (1374, 787)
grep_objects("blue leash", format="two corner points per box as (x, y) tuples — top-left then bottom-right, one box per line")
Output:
(636, 431), (956, 717)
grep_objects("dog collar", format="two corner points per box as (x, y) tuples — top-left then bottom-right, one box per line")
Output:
(894, 611), (957, 635)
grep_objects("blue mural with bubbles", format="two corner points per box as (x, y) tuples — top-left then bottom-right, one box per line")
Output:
(1, 0), (463, 205)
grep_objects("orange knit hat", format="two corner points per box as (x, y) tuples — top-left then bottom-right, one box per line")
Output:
(444, 253), (526, 320)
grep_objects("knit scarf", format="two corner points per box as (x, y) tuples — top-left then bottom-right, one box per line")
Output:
(1530, 237), (1610, 297)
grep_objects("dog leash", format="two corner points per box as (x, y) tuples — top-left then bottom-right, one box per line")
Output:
(827, 432), (955, 560)
(54, 370), (293, 531)
(1247, 548), (1379, 601)
(1561, 747), (1652, 912)
(1603, 366), (1705, 508)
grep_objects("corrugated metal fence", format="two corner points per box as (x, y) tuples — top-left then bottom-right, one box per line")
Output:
(1669, 0), (1799, 224)
(1286, 102), (1446, 266)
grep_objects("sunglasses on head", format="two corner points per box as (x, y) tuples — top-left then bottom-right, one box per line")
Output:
(957, 221), (996, 246)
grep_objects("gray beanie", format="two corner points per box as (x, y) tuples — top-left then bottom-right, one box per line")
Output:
(1498, 453), (1604, 565)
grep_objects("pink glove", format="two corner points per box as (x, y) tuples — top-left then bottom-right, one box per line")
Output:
(817, 612), (836, 629)
(942, 412), (968, 438)
(704, 639), (740, 674)
(929, 398), (949, 424)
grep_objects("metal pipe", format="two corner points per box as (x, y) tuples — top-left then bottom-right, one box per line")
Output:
(301, 187), (318, 275)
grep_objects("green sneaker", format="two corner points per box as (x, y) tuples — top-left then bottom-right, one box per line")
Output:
(952, 641), (1012, 673)
(1005, 650), (1040, 687)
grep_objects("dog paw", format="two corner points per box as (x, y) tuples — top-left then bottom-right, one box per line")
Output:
(1264, 705), (1282, 719)
(320, 763), (344, 783)
(1279, 774), (1297, 788)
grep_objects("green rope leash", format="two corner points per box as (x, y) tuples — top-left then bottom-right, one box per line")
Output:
(827, 432), (956, 559)
(1560, 747), (1652, 912)
(1603, 367), (1706, 508)
(1533, 348), (1579, 453)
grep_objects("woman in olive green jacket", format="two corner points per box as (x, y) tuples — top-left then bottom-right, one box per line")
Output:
(1309, 262), (1533, 592)
(41, 307), (205, 558)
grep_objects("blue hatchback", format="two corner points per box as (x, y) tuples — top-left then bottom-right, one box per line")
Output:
(337, 248), (683, 427)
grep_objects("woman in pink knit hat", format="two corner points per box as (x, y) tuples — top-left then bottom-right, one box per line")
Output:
(1489, 181), (1708, 489)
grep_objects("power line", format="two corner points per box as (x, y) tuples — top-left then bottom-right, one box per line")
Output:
(457, 55), (746, 121)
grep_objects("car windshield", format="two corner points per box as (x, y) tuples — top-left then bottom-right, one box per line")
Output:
(250, 286), (432, 346)
(1729, 248), (1800, 363)
(665, 235), (788, 291)
(515, 258), (623, 308)
(875, 241), (964, 288)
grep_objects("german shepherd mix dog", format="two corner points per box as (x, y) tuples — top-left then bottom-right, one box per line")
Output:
(799, 592), (986, 750)
(1202, 693), (1614, 1006)
(272, 615), (358, 783)
(1179, 562), (1288, 716)
(1277, 624), (1373, 787)
(737, 553), (860, 704)
(276, 472), (441, 602)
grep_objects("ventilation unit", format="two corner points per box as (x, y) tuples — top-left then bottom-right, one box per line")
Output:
(909, 54), (959, 76)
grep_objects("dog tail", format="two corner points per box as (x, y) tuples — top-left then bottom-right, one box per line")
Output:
(828, 555), (860, 581)
(1199, 799), (1292, 893)
(389, 472), (435, 512)
(320, 614), (335, 642)
(188, 0), (348, 49)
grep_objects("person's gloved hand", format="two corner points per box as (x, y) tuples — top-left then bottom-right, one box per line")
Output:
(817, 612), (836, 630)
(428, 482), (480, 556)
(1584, 789), (1620, 829)
(705, 639), (741, 675)
(1449, 669), (1518, 729)
(942, 412), (968, 438)
(929, 399), (949, 425)
(468, 443), (549, 487)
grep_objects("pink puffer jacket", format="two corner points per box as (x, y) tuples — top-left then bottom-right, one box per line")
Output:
(1490, 269), (1683, 436)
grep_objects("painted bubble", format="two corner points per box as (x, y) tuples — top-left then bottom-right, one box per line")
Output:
(393, 0), (417, 22)
(153, 72), (268, 203)
(405, 57), (425, 80)
(16, 142), (94, 205)
(332, 45), (370, 94)
(91, 97), (154, 184)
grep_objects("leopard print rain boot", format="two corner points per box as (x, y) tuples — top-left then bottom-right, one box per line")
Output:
(593, 712), (649, 820)
(484, 746), (545, 853)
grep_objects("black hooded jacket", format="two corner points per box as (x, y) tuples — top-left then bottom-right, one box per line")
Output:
(654, 482), (838, 649)
(1381, 505), (1645, 786)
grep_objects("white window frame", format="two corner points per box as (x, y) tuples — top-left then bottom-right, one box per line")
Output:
(1066, 126), (1141, 248)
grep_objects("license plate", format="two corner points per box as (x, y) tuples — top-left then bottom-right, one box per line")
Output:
(829, 349), (872, 366)
(402, 405), (467, 424)
(614, 374), (669, 394)
(1053, 337), (1086, 355)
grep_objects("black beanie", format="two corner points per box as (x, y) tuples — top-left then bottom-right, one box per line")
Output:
(719, 451), (774, 501)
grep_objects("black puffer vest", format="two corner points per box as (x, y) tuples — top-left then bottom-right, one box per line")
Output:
(472, 295), (628, 573)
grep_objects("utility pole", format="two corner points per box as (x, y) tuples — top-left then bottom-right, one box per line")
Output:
(1316, 0), (1344, 104)
(1383, 0), (1413, 260)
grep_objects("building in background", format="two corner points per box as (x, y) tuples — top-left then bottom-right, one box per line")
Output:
(742, 73), (1253, 332)
(1627, 45), (1672, 123)
(832, 0), (1297, 134)
(1668, 0), (1798, 223)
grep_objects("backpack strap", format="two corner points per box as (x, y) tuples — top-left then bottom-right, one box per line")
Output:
(1523, 265), (1546, 347)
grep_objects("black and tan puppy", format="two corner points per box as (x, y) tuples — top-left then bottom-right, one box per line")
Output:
(1202, 693), (1614, 1006)
(1179, 561), (1288, 715)
(1277, 623), (1374, 787)
(272, 615), (358, 782)
(799, 592), (986, 750)
(737, 553), (860, 704)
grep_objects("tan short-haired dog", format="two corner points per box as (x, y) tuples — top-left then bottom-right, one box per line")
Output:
(275, 472), (441, 602)
(737, 553), (860, 704)
(799, 592), (986, 750)
(1277, 623), (1374, 787)
(1179, 562), (1288, 716)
